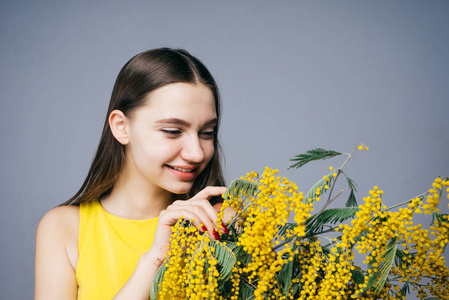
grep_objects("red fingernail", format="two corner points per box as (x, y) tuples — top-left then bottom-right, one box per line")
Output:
(212, 229), (220, 240)
(221, 223), (229, 234)
(201, 225), (207, 231)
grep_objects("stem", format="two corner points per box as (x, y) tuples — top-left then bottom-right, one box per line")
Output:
(315, 226), (339, 236)
(287, 189), (343, 251)
(384, 192), (428, 212)
(322, 241), (336, 248)
(319, 236), (336, 245)
(273, 237), (296, 252)
(324, 169), (340, 206)
(228, 192), (259, 228)
(339, 146), (359, 170)
(318, 146), (356, 212)
(307, 190), (344, 225)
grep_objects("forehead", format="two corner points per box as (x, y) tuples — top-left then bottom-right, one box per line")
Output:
(134, 82), (217, 122)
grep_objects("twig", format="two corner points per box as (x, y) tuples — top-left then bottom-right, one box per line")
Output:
(384, 192), (428, 212)
(307, 190), (344, 225)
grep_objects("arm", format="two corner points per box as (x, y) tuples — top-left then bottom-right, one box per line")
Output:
(35, 206), (79, 300)
(113, 186), (227, 300)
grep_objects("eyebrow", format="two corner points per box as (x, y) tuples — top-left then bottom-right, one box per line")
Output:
(155, 118), (218, 127)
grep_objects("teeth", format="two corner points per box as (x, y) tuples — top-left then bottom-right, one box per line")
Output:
(171, 166), (193, 173)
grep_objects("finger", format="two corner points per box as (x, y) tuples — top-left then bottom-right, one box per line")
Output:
(190, 186), (227, 201)
(165, 201), (218, 237)
(172, 199), (222, 231)
(152, 209), (204, 253)
(189, 186), (227, 226)
(212, 202), (222, 212)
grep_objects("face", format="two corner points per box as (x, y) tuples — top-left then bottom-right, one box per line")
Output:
(123, 82), (217, 196)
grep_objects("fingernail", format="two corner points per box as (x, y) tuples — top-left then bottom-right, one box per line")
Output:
(212, 229), (220, 240)
(221, 223), (229, 234)
(201, 225), (207, 231)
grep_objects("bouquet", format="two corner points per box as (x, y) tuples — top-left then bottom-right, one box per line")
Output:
(150, 144), (449, 300)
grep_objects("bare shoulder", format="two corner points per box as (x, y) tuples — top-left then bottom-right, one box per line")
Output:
(35, 205), (79, 299)
(37, 205), (79, 266)
(37, 205), (79, 238)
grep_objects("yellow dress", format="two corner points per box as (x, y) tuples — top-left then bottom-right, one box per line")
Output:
(76, 200), (159, 300)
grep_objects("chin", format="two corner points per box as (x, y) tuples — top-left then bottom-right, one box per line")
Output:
(167, 183), (194, 195)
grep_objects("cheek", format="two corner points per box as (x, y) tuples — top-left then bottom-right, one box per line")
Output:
(131, 135), (170, 166)
(204, 142), (216, 163)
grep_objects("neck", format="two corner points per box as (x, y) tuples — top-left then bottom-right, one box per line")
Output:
(100, 170), (174, 220)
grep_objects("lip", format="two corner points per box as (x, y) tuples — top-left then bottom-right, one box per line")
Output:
(165, 164), (198, 181)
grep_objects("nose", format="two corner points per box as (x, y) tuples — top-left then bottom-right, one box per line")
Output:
(180, 135), (205, 163)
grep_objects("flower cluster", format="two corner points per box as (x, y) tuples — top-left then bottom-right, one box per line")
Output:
(153, 218), (229, 300)
(151, 146), (449, 300)
(217, 168), (310, 299)
(338, 177), (449, 299)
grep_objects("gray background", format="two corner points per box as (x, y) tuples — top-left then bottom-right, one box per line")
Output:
(1, 1), (448, 299)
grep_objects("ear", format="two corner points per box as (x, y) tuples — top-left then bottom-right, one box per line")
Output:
(109, 110), (130, 145)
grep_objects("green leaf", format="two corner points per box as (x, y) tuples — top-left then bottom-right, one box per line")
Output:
(400, 282), (410, 298)
(278, 259), (293, 296)
(240, 279), (256, 299)
(394, 249), (405, 268)
(224, 179), (259, 201)
(346, 176), (358, 192)
(150, 260), (168, 299)
(364, 270), (378, 292)
(277, 223), (297, 238)
(352, 230), (369, 249)
(288, 148), (343, 169)
(374, 237), (398, 294)
(305, 207), (360, 236)
(206, 237), (237, 281)
(291, 272), (303, 296)
(351, 268), (365, 285)
(433, 213), (448, 227)
(304, 171), (335, 204)
(345, 188), (358, 207)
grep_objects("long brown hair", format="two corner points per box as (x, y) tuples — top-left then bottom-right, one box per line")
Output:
(62, 48), (225, 206)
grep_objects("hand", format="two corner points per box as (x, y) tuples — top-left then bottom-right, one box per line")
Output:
(149, 186), (227, 262)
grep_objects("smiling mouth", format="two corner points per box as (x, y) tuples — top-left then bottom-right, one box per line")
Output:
(166, 165), (195, 173)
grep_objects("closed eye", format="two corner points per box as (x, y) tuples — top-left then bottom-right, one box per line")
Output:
(161, 129), (182, 136)
(199, 131), (216, 139)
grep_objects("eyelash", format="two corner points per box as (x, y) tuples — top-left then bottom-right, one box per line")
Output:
(160, 129), (216, 139)
(199, 131), (216, 139)
(161, 129), (181, 135)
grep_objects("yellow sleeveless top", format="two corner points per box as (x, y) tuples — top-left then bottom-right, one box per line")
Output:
(76, 200), (159, 300)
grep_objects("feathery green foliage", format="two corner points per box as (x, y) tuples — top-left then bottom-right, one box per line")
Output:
(224, 179), (259, 201)
(400, 282), (410, 298)
(374, 238), (398, 294)
(304, 171), (335, 204)
(150, 261), (167, 299)
(351, 268), (365, 285)
(278, 259), (293, 296)
(345, 188), (357, 207)
(240, 279), (255, 300)
(207, 239), (237, 281)
(288, 148), (343, 169)
(305, 207), (360, 236)
(345, 176), (358, 192)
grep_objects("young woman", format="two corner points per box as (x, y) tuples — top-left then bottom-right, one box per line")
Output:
(35, 48), (229, 300)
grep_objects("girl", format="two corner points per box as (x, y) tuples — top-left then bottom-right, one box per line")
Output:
(35, 48), (229, 299)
